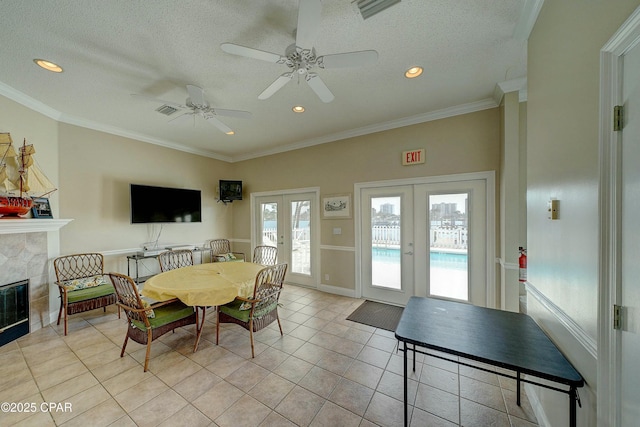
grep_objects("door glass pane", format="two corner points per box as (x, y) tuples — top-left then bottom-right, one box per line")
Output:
(371, 196), (401, 289)
(260, 202), (278, 246)
(291, 200), (311, 275)
(429, 193), (469, 300)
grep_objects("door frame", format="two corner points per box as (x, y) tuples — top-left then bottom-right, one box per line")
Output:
(598, 7), (640, 426)
(354, 171), (496, 307)
(250, 187), (321, 288)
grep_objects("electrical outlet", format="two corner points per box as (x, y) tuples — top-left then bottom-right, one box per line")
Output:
(324, 274), (330, 281)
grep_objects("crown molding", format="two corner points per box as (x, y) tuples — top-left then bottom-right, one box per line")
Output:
(1, 80), (499, 164)
(512, 0), (545, 40)
(230, 98), (498, 162)
(494, 78), (528, 105)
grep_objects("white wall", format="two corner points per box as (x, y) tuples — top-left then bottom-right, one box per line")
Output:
(526, 0), (640, 425)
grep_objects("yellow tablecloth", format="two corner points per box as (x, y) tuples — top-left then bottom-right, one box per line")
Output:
(141, 262), (266, 306)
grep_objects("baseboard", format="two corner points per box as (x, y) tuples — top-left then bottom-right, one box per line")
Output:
(318, 283), (356, 298)
(524, 383), (551, 427)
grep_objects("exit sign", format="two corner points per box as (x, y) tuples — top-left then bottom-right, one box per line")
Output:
(402, 149), (425, 165)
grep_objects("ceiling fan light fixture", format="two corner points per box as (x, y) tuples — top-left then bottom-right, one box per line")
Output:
(292, 105), (305, 113)
(353, 0), (401, 20)
(34, 59), (63, 73)
(405, 66), (423, 79)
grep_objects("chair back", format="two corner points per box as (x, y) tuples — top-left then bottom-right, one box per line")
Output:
(253, 245), (278, 265)
(158, 249), (194, 272)
(108, 272), (150, 326)
(252, 263), (288, 310)
(54, 253), (104, 282)
(208, 239), (232, 256)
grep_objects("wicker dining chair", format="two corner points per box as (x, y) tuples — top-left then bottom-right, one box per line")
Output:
(252, 245), (278, 265)
(108, 272), (203, 372)
(54, 253), (119, 336)
(158, 249), (194, 272)
(207, 238), (245, 262)
(216, 263), (287, 358)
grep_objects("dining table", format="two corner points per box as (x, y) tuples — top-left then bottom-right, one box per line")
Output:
(140, 261), (266, 351)
(141, 261), (266, 307)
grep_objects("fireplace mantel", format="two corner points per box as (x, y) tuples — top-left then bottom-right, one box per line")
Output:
(0, 218), (73, 234)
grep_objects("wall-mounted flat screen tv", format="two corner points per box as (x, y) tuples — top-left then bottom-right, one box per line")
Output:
(130, 184), (202, 223)
(219, 180), (242, 202)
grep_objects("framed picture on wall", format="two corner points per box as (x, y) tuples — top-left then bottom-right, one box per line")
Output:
(31, 197), (53, 218)
(322, 194), (351, 219)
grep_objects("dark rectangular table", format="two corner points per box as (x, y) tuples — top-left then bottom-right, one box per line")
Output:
(394, 297), (584, 427)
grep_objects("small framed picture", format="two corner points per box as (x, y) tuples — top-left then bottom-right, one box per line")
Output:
(31, 197), (53, 218)
(322, 194), (351, 219)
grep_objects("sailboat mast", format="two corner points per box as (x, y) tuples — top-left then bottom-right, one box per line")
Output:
(18, 138), (26, 197)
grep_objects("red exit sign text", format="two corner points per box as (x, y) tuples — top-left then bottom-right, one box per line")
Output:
(402, 149), (425, 165)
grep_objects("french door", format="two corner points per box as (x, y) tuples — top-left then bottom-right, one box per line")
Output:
(358, 174), (492, 307)
(360, 186), (414, 305)
(253, 190), (318, 287)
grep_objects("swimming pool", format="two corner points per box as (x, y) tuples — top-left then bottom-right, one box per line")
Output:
(372, 247), (467, 270)
(371, 247), (469, 299)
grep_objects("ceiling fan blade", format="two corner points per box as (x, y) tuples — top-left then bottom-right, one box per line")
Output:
(186, 84), (207, 107)
(167, 112), (195, 124)
(212, 108), (252, 119)
(258, 73), (294, 100)
(221, 43), (284, 63)
(319, 50), (379, 68)
(131, 93), (186, 109)
(305, 73), (334, 103)
(296, 0), (322, 48)
(204, 115), (233, 134)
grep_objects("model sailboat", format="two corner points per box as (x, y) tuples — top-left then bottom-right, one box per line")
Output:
(0, 132), (57, 217)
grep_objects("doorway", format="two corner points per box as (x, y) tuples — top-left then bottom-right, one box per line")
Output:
(252, 189), (319, 288)
(356, 172), (495, 307)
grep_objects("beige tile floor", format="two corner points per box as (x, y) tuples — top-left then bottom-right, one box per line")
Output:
(0, 285), (539, 426)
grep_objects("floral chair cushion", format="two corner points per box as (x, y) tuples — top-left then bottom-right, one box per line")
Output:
(63, 274), (109, 291)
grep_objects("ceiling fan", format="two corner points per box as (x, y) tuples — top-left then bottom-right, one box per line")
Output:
(132, 84), (251, 134)
(221, 0), (378, 103)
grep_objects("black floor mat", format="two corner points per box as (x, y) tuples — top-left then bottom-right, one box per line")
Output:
(346, 300), (404, 332)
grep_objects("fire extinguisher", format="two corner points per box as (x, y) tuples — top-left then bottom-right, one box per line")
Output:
(519, 247), (527, 282)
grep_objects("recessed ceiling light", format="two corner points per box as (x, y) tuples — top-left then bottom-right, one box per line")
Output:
(405, 66), (423, 79)
(225, 131), (235, 135)
(292, 105), (305, 113)
(34, 59), (63, 73)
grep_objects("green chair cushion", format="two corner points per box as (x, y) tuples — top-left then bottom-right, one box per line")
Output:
(131, 301), (194, 331)
(219, 298), (278, 322)
(67, 283), (115, 303)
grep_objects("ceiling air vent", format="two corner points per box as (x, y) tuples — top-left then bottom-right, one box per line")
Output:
(156, 105), (179, 116)
(353, 0), (401, 20)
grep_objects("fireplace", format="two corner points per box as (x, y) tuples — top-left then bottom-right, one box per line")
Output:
(0, 279), (29, 346)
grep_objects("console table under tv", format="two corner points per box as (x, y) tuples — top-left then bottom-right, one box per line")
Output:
(395, 296), (584, 427)
(126, 246), (211, 285)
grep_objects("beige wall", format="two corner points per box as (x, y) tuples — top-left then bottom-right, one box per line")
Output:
(527, 0), (640, 424)
(233, 108), (501, 291)
(0, 95), (60, 217)
(57, 124), (235, 259)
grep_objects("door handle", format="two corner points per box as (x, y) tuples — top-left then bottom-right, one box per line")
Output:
(404, 251), (413, 255)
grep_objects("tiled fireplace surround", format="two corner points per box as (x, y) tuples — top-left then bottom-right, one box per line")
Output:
(0, 232), (50, 333)
(0, 219), (71, 335)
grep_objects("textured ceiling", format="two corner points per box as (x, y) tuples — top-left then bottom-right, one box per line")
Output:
(0, 0), (537, 162)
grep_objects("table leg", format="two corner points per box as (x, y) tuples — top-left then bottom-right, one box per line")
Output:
(570, 387), (577, 427)
(193, 306), (206, 352)
(412, 343), (416, 372)
(403, 341), (408, 427)
(516, 371), (521, 406)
